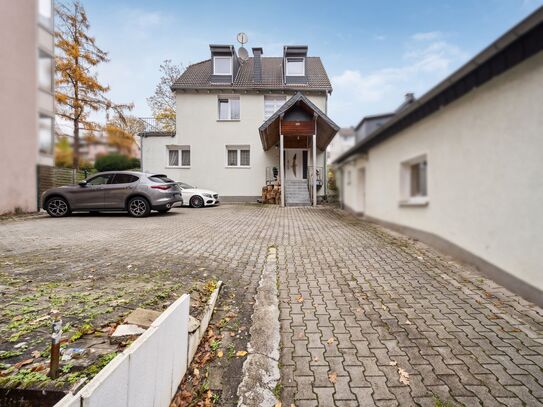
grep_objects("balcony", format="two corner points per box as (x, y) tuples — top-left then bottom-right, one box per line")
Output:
(137, 117), (176, 137)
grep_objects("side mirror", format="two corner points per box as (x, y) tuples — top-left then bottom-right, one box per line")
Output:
(78, 180), (88, 187)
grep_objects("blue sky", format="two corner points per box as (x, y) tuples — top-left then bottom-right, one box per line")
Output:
(81, 0), (542, 127)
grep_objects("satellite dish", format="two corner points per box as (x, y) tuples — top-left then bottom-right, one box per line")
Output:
(237, 32), (248, 45)
(238, 47), (249, 61)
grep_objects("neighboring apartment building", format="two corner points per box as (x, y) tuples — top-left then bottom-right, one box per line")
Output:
(335, 7), (543, 305)
(326, 127), (355, 164)
(0, 0), (55, 214)
(141, 45), (339, 206)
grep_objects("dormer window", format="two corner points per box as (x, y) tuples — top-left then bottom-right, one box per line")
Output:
(214, 56), (232, 75)
(286, 57), (305, 76)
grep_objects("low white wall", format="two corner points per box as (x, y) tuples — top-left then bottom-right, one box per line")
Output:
(56, 294), (190, 407)
(344, 52), (543, 292)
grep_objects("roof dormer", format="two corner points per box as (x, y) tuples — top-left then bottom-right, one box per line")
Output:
(283, 45), (308, 85)
(210, 44), (239, 84)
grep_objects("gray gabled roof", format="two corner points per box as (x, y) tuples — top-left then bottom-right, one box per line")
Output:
(172, 57), (332, 92)
(335, 6), (543, 165)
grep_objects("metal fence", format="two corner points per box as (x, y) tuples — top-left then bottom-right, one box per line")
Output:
(36, 166), (95, 210)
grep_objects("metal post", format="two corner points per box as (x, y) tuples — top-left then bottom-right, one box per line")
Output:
(312, 134), (317, 206)
(49, 310), (62, 379)
(280, 134), (285, 207)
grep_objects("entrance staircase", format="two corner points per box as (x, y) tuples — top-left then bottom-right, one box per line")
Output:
(285, 180), (311, 206)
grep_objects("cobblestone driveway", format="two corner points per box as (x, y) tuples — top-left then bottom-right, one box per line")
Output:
(1, 206), (542, 406)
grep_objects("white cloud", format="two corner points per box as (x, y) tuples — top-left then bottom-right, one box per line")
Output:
(411, 31), (443, 41)
(329, 37), (469, 126)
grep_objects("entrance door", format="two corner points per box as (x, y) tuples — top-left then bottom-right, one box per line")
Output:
(285, 149), (308, 180)
(357, 168), (366, 213)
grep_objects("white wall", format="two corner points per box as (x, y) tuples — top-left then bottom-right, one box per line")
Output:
(344, 52), (543, 292)
(143, 93), (327, 198)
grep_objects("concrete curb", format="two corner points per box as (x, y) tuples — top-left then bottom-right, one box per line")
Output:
(237, 247), (281, 407)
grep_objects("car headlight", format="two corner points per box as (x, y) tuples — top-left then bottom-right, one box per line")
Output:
(202, 193), (212, 198)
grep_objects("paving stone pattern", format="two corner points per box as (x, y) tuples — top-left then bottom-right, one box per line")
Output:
(1, 206), (542, 406)
(275, 208), (543, 406)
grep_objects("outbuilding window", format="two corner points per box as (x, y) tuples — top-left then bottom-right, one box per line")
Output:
(400, 154), (428, 206)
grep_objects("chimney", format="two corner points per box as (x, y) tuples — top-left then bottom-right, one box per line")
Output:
(252, 47), (263, 83)
(404, 92), (415, 103)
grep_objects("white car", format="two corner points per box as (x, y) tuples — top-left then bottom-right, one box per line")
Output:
(178, 182), (219, 208)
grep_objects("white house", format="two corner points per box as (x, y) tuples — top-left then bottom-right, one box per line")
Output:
(326, 127), (355, 164)
(141, 45), (339, 206)
(334, 7), (543, 306)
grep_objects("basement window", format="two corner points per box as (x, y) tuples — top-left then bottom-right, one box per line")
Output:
(400, 154), (428, 206)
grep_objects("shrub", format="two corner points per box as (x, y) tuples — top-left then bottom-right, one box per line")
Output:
(94, 153), (137, 172)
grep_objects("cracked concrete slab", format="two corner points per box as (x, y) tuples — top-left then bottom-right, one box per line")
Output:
(237, 247), (281, 407)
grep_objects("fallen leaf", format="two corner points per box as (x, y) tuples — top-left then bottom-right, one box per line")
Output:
(31, 350), (41, 358)
(313, 356), (319, 362)
(382, 304), (387, 311)
(236, 350), (248, 357)
(217, 351), (223, 358)
(328, 371), (337, 383)
(230, 332), (235, 337)
(296, 295), (303, 303)
(327, 337), (335, 345)
(405, 319), (412, 325)
(389, 361), (398, 366)
(127, 264), (132, 269)
(193, 368), (200, 377)
(275, 402), (282, 407)
(398, 367), (410, 385)
(14, 359), (33, 369)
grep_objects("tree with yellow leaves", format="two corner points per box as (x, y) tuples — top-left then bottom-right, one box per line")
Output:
(147, 60), (183, 131)
(55, 1), (132, 169)
(105, 115), (144, 156)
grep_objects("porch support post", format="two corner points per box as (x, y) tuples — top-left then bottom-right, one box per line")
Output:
(280, 134), (285, 207)
(312, 133), (317, 206)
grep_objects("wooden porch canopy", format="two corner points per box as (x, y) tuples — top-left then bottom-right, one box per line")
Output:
(258, 92), (340, 151)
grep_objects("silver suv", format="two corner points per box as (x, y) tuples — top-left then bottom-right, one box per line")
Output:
(41, 171), (183, 218)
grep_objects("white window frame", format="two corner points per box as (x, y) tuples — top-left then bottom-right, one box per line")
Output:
(286, 57), (305, 76)
(213, 56), (232, 75)
(264, 95), (286, 120)
(166, 145), (191, 168)
(225, 145), (251, 168)
(218, 96), (240, 121)
(399, 154), (428, 207)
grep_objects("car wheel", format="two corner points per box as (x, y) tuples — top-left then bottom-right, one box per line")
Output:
(190, 195), (204, 208)
(127, 197), (151, 217)
(157, 209), (171, 214)
(45, 197), (71, 218)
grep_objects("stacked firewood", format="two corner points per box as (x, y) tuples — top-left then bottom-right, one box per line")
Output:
(261, 183), (281, 204)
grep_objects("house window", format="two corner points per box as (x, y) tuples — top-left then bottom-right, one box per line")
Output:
(39, 50), (53, 91)
(264, 96), (286, 120)
(286, 57), (305, 76)
(167, 146), (190, 167)
(400, 155), (428, 206)
(38, 114), (53, 155)
(213, 56), (232, 75)
(226, 146), (250, 167)
(218, 97), (240, 120)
